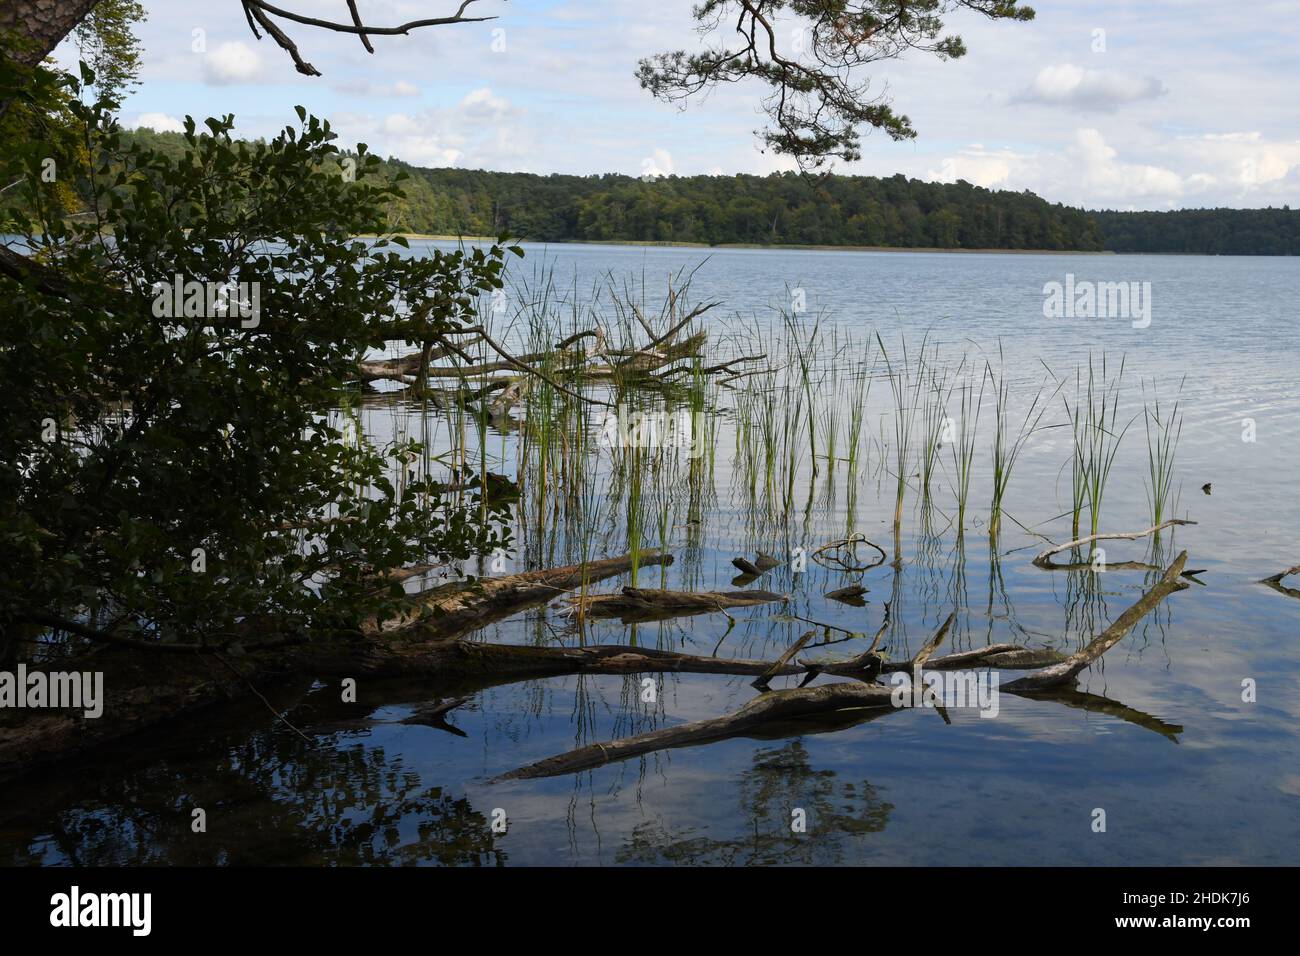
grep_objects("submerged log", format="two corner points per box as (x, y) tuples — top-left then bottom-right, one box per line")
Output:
(565, 586), (787, 621)
(1013, 686), (1184, 742)
(372, 551), (673, 638)
(495, 680), (900, 780)
(0, 551), (670, 777)
(497, 552), (1192, 780)
(752, 630), (815, 690)
(1004, 551), (1190, 690)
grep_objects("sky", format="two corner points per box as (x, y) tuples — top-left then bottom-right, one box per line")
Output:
(52, 0), (1300, 211)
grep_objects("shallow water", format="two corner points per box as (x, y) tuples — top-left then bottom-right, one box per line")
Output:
(5, 245), (1300, 866)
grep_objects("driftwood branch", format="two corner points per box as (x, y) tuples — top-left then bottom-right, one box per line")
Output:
(752, 630), (815, 690)
(494, 680), (899, 780)
(811, 534), (888, 572)
(1260, 565), (1300, 600)
(564, 587), (786, 622)
(372, 550), (674, 639)
(1003, 550), (1190, 690)
(1031, 519), (1195, 569)
(496, 552), (1192, 780)
(401, 696), (472, 736)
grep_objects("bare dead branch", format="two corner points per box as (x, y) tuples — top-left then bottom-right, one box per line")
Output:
(497, 552), (1190, 779)
(1031, 519), (1195, 569)
(1005, 550), (1190, 690)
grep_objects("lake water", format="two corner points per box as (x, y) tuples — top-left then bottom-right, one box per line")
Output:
(4, 244), (1300, 865)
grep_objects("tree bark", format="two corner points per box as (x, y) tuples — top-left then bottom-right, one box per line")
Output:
(0, 0), (102, 66)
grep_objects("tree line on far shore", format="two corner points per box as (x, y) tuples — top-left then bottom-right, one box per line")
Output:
(110, 129), (1300, 255)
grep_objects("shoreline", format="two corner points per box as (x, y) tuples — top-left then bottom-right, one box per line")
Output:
(381, 234), (1116, 255)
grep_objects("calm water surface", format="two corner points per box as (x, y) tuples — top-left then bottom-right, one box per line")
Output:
(4, 245), (1299, 865)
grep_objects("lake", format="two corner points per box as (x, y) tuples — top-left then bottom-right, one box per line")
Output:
(3, 243), (1299, 866)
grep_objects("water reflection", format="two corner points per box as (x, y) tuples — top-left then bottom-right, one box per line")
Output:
(4, 249), (1300, 865)
(0, 702), (508, 865)
(613, 741), (893, 866)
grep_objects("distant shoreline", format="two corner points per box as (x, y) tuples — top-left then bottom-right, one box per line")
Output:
(382, 234), (1118, 255)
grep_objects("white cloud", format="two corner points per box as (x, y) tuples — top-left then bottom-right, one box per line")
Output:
(333, 79), (421, 98)
(345, 91), (534, 170)
(927, 146), (1034, 189)
(1173, 132), (1300, 191)
(1016, 64), (1166, 112)
(1069, 128), (1185, 202)
(202, 41), (263, 85)
(97, 0), (1300, 209)
(460, 88), (511, 121)
(132, 112), (185, 133)
(391, 138), (464, 167)
(923, 131), (1178, 207)
(640, 148), (674, 178)
(381, 114), (422, 136)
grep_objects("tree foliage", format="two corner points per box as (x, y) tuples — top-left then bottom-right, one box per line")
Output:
(639, 0), (1035, 169)
(72, 0), (146, 107)
(0, 57), (517, 647)
(1092, 207), (1300, 256)
(352, 159), (1102, 251)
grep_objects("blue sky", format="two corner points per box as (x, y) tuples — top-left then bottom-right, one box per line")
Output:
(52, 0), (1300, 210)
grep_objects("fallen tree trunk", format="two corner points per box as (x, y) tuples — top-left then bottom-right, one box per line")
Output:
(372, 551), (673, 637)
(0, 550), (671, 777)
(496, 552), (1191, 780)
(495, 680), (900, 780)
(3, 550), (1192, 782)
(564, 586), (786, 621)
(1003, 551), (1189, 690)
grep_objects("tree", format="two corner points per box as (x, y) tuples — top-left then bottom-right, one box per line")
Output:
(71, 0), (146, 107)
(0, 0), (1055, 660)
(2, 1), (1034, 170)
(639, 1), (1034, 169)
(0, 57), (516, 648)
(0, 1), (499, 72)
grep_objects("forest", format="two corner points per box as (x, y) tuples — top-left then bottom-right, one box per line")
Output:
(89, 129), (1300, 255)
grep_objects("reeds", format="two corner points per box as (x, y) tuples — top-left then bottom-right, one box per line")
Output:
(876, 332), (925, 544)
(950, 367), (983, 537)
(986, 345), (1054, 539)
(845, 340), (872, 483)
(1072, 354), (1132, 540)
(919, 352), (954, 504)
(1143, 376), (1185, 526)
